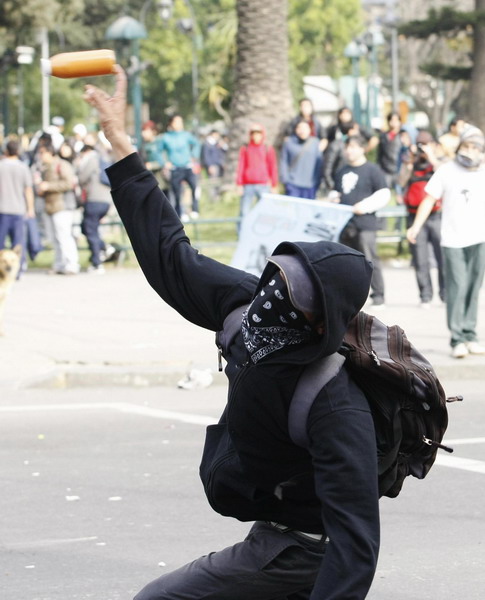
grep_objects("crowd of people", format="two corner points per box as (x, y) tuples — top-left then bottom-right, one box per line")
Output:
(1, 99), (484, 357)
(0, 117), (118, 276)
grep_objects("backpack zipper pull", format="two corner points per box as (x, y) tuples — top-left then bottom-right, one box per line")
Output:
(422, 435), (454, 453)
(369, 350), (381, 366)
(217, 348), (223, 372)
(446, 395), (463, 403)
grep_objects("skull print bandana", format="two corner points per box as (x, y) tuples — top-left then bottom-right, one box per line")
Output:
(241, 272), (316, 364)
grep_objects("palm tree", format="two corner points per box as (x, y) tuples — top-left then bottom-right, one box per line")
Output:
(225, 0), (294, 182)
(468, 0), (485, 131)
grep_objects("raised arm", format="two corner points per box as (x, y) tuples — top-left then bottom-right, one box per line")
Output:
(84, 65), (135, 161)
(84, 66), (257, 331)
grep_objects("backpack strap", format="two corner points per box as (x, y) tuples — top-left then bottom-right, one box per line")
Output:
(216, 304), (249, 370)
(288, 352), (346, 447)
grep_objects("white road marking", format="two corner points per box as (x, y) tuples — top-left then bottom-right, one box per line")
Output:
(435, 454), (485, 474)
(1, 404), (484, 474)
(443, 437), (485, 445)
(0, 402), (216, 426)
(3, 536), (99, 549)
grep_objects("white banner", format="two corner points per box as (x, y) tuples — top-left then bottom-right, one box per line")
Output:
(231, 193), (353, 275)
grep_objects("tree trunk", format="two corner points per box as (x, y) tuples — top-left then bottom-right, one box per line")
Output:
(224, 0), (294, 185)
(468, 0), (485, 131)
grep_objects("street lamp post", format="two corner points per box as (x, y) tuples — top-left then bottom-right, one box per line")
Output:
(15, 46), (35, 136)
(363, 26), (384, 128)
(0, 50), (15, 137)
(156, 0), (200, 132)
(177, 15), (199, 131)
(106, 16), (147, 149)
(344, 40), (368, 125)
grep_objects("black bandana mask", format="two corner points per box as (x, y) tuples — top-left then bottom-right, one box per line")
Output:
(241, 272), (316, 364)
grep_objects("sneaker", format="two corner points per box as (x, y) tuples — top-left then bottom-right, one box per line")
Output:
(86, 265), (105, 275)
(451, 343), (468, 359)
(370, 301), (386, 311)
(420, 301), (431, 310)
(181, 214), (190, 223)
(190, 211), (199, 220)
(100, 244), (117, 263)
(466, 341), (485, 355)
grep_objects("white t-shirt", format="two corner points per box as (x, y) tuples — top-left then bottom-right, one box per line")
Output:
(425, 160), (485, 248)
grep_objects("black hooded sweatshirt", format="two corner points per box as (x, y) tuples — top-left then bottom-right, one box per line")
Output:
(108, 153), (380, 600)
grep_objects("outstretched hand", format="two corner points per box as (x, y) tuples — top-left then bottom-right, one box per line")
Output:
(83, 65), (135, 160)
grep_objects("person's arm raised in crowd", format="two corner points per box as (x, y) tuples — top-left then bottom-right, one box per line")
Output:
(82, 65), (256, 331)
(83, 65), (135, 161)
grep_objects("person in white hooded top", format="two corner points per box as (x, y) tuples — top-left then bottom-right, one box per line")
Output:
(407, 125), (485, 359)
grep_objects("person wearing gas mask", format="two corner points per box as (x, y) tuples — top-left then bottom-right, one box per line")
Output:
(407, 125), (485, 359)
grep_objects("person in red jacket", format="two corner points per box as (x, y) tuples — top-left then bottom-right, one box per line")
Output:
(236, 124), (278, 228)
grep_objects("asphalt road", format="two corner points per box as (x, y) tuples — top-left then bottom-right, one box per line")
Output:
(1, 377), (484, 600)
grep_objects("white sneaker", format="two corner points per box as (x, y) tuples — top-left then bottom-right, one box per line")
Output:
(451, 343), (468, 359)
(420, 301), (431, 310)
(102, 244), (117, 262)
(86, 265), (105, 275)
(466, 341), (485, 355)
(181, 214), (190, 223)
(190, 211), (199, 220)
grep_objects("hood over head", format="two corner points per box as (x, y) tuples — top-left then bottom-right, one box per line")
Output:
(248, 122), (266, 143)
(254, 240), (373, 363)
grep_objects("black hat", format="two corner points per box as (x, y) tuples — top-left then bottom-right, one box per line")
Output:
(266, 254), (319, 315)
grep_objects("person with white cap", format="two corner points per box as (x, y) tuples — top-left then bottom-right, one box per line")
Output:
(84, 66), (380, 600)
(407, 124), (485, 358)
(46, 116), (65, 152)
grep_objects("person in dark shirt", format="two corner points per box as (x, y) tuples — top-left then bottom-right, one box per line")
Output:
(285, 98), (328, 152)
(326, 106), (378, 152)
(377, 112), (404, 193)
(333, 135), (391, 307)
(84, 66), (381, 600)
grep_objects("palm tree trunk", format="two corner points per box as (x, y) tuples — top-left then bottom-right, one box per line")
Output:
(468, 0), (485, 131)
(225, 0), (294, 184)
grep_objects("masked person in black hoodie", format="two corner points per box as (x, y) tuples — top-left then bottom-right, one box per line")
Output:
(84, 67), (380, 600)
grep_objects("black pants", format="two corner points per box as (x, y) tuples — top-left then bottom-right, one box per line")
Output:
(170, 168), (199, 217)
(81, 201), (110, 267)
(407, 212), (445, 302)
(340, 227), (385, 303)
(133, 521), (326, 600)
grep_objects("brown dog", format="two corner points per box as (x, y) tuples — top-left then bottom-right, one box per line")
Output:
(0, 245), (22, 335)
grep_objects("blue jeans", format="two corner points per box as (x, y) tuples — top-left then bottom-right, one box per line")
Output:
(170, 167), (199, 217)
(0, 213), (24, 249)
(284, 183), (317, 200)
(240, 184), (269, 223)
(81, 202), (110, 267)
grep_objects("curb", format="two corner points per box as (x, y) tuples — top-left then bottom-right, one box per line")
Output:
(9, 360), (484, 391)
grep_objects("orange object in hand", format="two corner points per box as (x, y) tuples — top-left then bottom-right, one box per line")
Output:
(41, 49), (116, 79)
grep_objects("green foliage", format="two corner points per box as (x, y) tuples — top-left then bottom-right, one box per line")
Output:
(398, 6), (482, 84)
(2, 0), (364, 133)
(288, 0), (363, 97)
(399, 8), (485, 39)
(421, 62), (472, 82)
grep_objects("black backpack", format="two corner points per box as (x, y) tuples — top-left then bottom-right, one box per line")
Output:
(217, 308), (461, 499)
